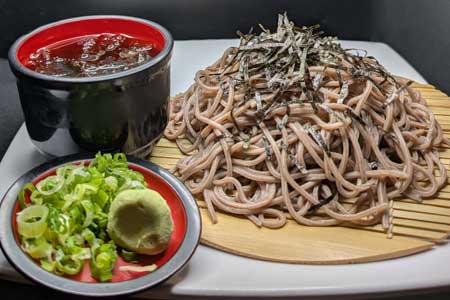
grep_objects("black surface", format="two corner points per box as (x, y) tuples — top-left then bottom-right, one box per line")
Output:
(0, 0), (375, 52)
(0, 59), (23, 159)
(0, 0), (449, 94)
(373, 0), (450, 97)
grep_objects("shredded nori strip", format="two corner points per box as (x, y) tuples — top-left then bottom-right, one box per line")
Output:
(281, 142), (308, 174)
(217, 13), (405, 154)
(308, 194), (334, 213)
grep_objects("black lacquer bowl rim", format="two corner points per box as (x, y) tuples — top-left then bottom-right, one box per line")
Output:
(0, 153), (201, 297)
(8, 15), (174, 83)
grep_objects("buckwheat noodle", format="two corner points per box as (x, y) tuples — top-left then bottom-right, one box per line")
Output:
(164, 14), (449, 234)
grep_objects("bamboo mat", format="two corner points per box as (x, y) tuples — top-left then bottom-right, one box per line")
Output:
(149, 83), (450, 264)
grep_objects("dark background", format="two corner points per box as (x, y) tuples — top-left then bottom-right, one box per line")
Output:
(0, 0), (449, 93)
(0, 0), (449, 299)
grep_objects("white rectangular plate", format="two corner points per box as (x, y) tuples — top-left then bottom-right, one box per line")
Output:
(1, 39), (446, 299)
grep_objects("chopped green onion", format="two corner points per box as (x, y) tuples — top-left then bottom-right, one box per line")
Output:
(18, 183), (35, 209)
(16, 152), (147, 281)
(118, 179), (146, 192)
(35, 175), (64, 196)
(104, 176), (118, 191)
(90, 241), (118, 282)
(22, 237), (53, 259)
(70, 248), (91, 261)
(30, 190), (43, 205)
(17, 205), (49, 238)
(55, 249), (83, 275)
(82, 228), (96, 246)
(40, 257), (56, 272)
(80, 200), (94, 228)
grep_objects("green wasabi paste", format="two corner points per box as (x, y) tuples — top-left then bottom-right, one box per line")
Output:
(107, 189), (174, 255)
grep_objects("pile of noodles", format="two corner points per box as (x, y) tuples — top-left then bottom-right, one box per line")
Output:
(164, 14), (448, 235)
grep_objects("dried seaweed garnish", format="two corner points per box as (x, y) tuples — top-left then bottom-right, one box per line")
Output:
(240, 132), (251, 150)
(219, 81), (229, 97)
(240, 42), (286, 51)
(312, 72), (324, 90)
(337, 82), (349, 104)
(382, 80), (413, 108)
(262, 136), (273, 159)
(277, 114), (289, 130)
(304, 123), (330, 155)
(211, 13), (406, 155)
(368, 161), (378, 169)
(281, 142), (308, 174)
(361, 110), (374, 130)
(260, 89), (282, 120)
(230, 107), (241, 133)
(345, 107), (367, 127)
(240, 54), (250, 82)
(308, 193), (334, 213)
(254, 91), (263, 112)
(318, 103), (345, 122)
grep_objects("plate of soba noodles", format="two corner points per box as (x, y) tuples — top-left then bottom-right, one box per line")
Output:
(152, 13), (450, 264)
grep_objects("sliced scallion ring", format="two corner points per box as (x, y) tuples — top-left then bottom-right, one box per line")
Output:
(36, 175), (64, 196)
(55, 255), (83, 275)
(17, 205), (49, 238)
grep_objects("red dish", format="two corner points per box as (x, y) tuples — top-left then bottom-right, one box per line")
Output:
(1, 154), (200, 297)
(15, 17), (166, 66)
(13, 161), (187, 283)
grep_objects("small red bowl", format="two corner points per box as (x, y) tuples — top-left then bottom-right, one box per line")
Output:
(8, 16), (174, 157)
(0, 154), (200, 296)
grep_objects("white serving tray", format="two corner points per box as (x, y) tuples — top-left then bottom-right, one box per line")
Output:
(2, 39), (448, 299)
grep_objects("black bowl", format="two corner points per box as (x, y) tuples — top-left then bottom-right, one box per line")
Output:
(8, 16), (173, 158)
(0, 154), (201, 297)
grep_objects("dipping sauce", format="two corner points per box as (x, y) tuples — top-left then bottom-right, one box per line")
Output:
(25, 34), (155, 77)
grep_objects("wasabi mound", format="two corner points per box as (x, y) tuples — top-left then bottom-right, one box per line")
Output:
(107, 189), (174, 255)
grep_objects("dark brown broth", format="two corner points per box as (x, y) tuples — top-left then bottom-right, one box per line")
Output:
(25, 33), (155, 77)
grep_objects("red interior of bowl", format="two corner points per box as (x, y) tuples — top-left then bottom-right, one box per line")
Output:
(16, 17), (166, 67)
(13, 161), (187, 283)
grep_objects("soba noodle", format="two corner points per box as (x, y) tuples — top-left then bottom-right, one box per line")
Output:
(164, 14), (448, 234)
